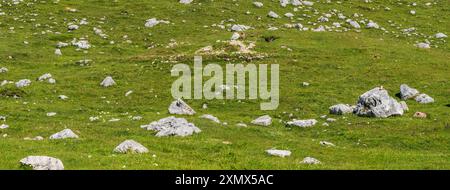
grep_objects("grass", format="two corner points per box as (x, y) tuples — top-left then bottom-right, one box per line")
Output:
(0, 0), (449, 170)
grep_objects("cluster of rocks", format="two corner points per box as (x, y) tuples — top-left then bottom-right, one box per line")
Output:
(329, 85), (434, 118)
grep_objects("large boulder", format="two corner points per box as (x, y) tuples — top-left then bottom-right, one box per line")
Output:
(20, 156), (64, 170)
(353, 87), (404, 118)
(400, 84), (419, 100)
(141, 116), (201, 137)
(114, 140), (149, 154)
(168, 99), (196, 115)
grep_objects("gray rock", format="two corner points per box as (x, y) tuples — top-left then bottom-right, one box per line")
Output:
(287, 119), (317, 128)
(300, 157), (321, 165)
(251, 115), (272, 126)
(100, 76), (116, 87)
(253, 2), (263, 8)
(268, 11), (280, 19)
(114, 140), (149, 154)
(329, 104), (353, 115)
(49, 129), (79, 139)
(400, 84), (419, 100)
(231, 24), (250, 32)
(200, 114), (220, 123)
(416, 42), (430, 49)
(415, 93), (434, 104)
(15, 79), (31, 88)
(266, 149), (291, 157)
(179, 0), (193, 4)
(435, 33), (448, 39)
(168, 99), (196, 115)
(20, 156), (64, 170)
(353, 87), (404, 118)
(141, 116), (201, 137)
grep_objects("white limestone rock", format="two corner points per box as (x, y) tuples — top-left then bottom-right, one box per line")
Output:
(287, 119), (317, 128)
(415, 93), (434, 104)
(49, 129), (79, 139)
(141, 116), (201, 137)
(300, 157), (321, 165)
(200, 114), (221, 123)
(329, 104), (353, 115)
(114, 140), (149, 154)
(400, 84), (420, 100)
(266, 149), (291, 157)
(251, 115), (272, 126)
(0, 124), (9, 129)
(20, 156), (64, 170)
(15, 79), (31, 88)
(179, 0), (193, 4)
(100, 76), (116, 87)
(353, 87), (404, 118)
(168, 99), (196, 115)
(268, 11), (280, 19)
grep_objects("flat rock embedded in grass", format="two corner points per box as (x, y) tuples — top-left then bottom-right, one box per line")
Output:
(251, 115), (272, 126)
(266, 149), (291, 157)
(141, 116), (201, 137)
(200, 114), (220, 124)
(49, 129), (79, 139)
(300, 157), (321, 165)
(179, 0), (193, 4)
(354, 87), (404, 118)
(114, 140), (149, 154)
(287, 119), (317, 128)
(168, 99), (196, 115)
(20, 156), (64, 170)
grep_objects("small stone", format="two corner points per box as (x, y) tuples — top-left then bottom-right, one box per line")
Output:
(20, 156), (64, 170)
(168, 99), (196, 115)
(287, 119), (317, 128)
(100, 76), (116, 87)
(200, 114), (221, 123)
(266, 149), (291, 157)
(236, 123), (247, 127)
(326, 118), (336, 122)
(15, 79), (31, 88)
(253, 2), (263, 8)
(329, 104), (353, 115)
(268, 11), (280, 19)
(251, 115), (272, 126)
(354, 87), (404, 118)
(435, 33), (448, 39)
(46, 112), (57, 117)
(49, 129), (79, 139)
(58, 95), (68, 100)
(179, 0), (193, 4)
(300, 157), (321, 165)
(114, 140), (149, 154)
(416, 42), (430, 49)
(415, 94), (434, 104)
